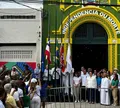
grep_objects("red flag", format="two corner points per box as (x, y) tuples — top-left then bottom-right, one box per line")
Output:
(60, 44), (65, 72)
(45, 40), (51, 64)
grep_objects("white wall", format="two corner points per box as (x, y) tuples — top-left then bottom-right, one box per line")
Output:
(0, 9), (42, 43)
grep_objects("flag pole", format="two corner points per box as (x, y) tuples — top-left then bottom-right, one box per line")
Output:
(55, 4), (57, 87)
(68, 10), (71, 96)
(60, 10), (63, 88)
(48, 10), (50, 85)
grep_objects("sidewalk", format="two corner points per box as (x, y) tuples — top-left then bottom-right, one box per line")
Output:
(46, 102), (119, 108)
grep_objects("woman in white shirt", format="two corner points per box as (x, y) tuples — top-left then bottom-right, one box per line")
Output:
(73, 72), (81, 102)
(86, 71), (97, 104)
(28, 78), (41, 108)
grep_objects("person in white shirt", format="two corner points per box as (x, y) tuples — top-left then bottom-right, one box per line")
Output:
(11, 66), (19, 80)
(10, 80), (22, 108)
(73, 72), (81, 102)
(34, 63), (41, 79)
(0, 87), (6, 108)
(81, 66), (85, 75)
(43, 65), (52, 84)
(51, 67), (61, 87)
(100, 72), (110, 105)
(81, 69), (89, 101)
(28, 78), (41, 108)
(86, 71), (97, 104)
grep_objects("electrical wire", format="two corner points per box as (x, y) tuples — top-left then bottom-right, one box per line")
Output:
(11, 0), (42, 11)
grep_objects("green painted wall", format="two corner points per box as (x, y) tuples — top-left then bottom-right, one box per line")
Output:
(43, 0), (120, 68)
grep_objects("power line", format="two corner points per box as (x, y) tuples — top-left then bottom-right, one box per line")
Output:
(11, 0), (42, 11)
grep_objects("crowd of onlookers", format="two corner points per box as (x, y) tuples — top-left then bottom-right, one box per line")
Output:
(72, 67), (120, 106)
(0, 63), (47, 108)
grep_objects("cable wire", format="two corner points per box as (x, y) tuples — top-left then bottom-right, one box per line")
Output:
(11, 0), (42, 11)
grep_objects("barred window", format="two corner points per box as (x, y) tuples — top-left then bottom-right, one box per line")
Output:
(0, 50), (33, 59)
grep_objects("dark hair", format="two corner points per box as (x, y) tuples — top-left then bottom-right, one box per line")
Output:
(114, 74), (118, 80)
(0, 87), (6, 97)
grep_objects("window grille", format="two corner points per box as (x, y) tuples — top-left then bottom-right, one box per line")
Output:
(0, 50), (33, 59)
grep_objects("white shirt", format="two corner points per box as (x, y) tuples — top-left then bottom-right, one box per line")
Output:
(73, 76), (81, 85)
(0, 100), (5, 108)
(43, 69), (52, 81)
(86, 76), (97, 88)
(52, 67), (61, 79)
(10, 88), (19, 101)
(11, 71), (18, 76)
(18, 88), (23, 98)
(34, 67), (41, 79)
(101, 77), (110, 91)
(28, 85), (41, 97)
(81, 74), (88, 86)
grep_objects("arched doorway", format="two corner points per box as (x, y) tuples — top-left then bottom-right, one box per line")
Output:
(72, 22), (108, 71)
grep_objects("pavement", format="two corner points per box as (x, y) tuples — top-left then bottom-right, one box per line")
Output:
(46, 102), (119, 108)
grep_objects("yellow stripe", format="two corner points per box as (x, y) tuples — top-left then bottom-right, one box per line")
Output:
(115, 43), (117, 68)
(118, 0), (120, 4)
(109, 45), (112, 72)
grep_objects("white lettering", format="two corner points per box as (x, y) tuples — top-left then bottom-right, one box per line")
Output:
(62, 10), (120, 35)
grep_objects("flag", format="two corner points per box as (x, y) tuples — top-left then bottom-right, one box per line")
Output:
(45, 40), (51, 64)
(60, 43), (65, 72)
(41, 47), (45, 72)
(66, 43), (72, 73)
(55, 39), (59, 66)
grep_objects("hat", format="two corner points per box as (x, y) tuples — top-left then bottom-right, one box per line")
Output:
(31, 78), (37, 83)
(114, 68), (118, 71)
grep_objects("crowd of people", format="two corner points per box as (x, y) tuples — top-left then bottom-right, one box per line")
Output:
(0, 63), (47, 108)
(72, 67), (120, 106)
(0, 63), (120, 107)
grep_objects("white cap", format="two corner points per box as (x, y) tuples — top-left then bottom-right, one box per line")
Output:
(31, 78), (37, 83)
(114, 68), (118, 71)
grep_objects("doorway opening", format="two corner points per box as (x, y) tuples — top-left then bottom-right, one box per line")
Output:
(72, 44), (108, 71)
(72, 22), (108, 71)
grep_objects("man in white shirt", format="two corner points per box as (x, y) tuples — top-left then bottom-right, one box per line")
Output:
(51, 67), (61, 87)
(43, 65), (52, 85)
(81, 69), (89, 101)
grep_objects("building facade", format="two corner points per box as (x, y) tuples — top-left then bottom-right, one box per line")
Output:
(43, 0), (120, 72)
(0, 1), (43, 71)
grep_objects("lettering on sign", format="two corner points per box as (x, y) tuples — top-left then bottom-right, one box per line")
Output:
(62, 10), (120, 35)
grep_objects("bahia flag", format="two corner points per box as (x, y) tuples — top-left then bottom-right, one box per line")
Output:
(45, 40), (51, 64)
(56, 39), (59, 66)
(66, 43), (72, 73)
(60, 43), (65, 72)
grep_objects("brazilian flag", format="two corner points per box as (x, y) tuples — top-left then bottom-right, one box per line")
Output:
(55, 39), (59, 66)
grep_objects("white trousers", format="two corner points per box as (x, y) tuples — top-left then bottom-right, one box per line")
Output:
(30, 96), (41, 108)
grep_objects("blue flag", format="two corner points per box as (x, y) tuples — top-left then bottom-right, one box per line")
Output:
(41, 47), (45, 72)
